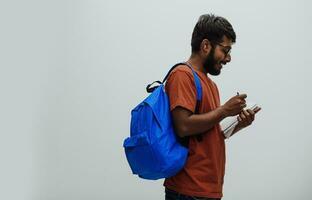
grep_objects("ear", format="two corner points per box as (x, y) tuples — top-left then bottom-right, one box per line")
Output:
(200, 39), (212, 56)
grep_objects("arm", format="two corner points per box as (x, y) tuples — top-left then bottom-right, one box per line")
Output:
(165, 67), (247, 137)
(171, 106), (227, 137)
(172, 94), (248, 138)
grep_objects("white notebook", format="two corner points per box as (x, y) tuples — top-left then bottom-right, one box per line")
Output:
(220, 103), (258, 139)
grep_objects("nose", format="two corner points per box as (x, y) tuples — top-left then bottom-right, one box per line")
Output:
(225, 54), (231, 63)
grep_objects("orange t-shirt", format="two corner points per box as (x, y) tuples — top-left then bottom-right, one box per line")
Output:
(163, 65), (226, 198)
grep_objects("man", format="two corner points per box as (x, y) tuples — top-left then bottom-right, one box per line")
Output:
(164, 14), (261, 200)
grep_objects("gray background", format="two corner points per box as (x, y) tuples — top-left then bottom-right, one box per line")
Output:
(1, 0), (311, 199)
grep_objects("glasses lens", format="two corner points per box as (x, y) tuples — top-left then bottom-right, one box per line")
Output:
(226, 49), (231, 55)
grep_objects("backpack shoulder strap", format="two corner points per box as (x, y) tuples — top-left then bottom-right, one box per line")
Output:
(182, 62), (202, 114)
(161, 62), (186, 83)
(163, 62), (204, 145)
(147, 62), (202, 111)
(162, 62), (202, 111)
(146, 63), (185, 93)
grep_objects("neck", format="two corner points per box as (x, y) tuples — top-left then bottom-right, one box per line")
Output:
(186, 53), (207, 74)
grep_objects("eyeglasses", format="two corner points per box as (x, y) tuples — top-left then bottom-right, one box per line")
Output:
(215, 43), (232, 57)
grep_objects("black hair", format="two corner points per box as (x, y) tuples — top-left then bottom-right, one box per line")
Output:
(191, 14), (236, 53)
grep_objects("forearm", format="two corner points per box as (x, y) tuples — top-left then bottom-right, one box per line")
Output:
(179, 106), (227, 137)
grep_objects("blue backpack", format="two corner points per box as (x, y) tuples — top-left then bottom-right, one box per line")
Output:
(123, 62), (202, 180)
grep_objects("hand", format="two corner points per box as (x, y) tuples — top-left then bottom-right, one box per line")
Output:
(236, 106), (262, 129)
(222, 94), (248, 117)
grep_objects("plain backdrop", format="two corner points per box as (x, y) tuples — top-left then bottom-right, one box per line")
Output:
(1, 0), (312, 199)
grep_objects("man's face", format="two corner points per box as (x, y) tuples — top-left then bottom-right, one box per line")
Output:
(203, 36), (233, 76)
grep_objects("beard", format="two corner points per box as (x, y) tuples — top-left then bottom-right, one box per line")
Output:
(203, 47), (221, 76)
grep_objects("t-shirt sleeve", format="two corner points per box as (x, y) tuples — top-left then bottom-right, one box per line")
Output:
(165, 68), (196, 113)
(212, 82), (221, 106)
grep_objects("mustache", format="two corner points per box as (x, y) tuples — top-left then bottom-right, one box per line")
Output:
(220, 61), (227, 65)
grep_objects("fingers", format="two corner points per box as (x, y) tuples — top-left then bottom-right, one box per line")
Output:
(238, 94), (247, 99)
(237, 115), (242, 122)
(235, 94), (247, 102)
(239, 109), (254, 125)
(239, 111), (246, 121)
(246, 108), (255, 115)
(241, 103), (247, 109)
(243, 110), (253, 124)
(237, 107), (261, 128)
(236, 97), (246, 110)
(246, 109), (255, 122)
(236, 94), (247, 108)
